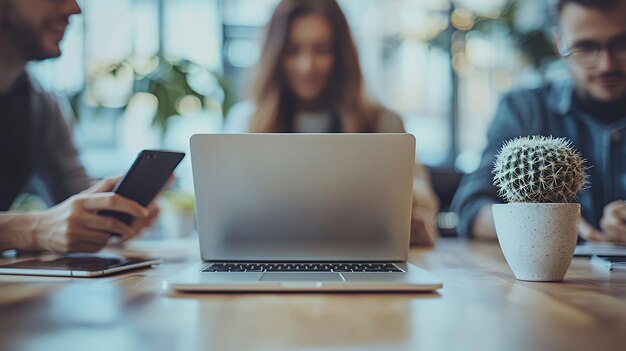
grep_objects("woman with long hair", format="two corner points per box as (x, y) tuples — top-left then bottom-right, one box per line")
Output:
(225, 0), (439, 245)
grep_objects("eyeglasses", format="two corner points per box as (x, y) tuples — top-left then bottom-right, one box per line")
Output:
(559, 37), (626, 68)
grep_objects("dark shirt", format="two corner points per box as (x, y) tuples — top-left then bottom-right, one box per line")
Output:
(0, 74), (91, 211)
(451, 79), (626, 237)
(0, 74), (35, 210)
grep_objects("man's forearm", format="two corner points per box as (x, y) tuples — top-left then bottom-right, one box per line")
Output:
(471, 205), (498, 240)
(0, 212), (39, 251)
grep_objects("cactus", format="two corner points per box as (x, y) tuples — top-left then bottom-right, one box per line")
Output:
(492, 136), (587, 203)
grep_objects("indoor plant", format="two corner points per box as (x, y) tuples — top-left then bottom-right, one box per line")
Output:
(492, 135), (587, 282)
(71, 55), (233, 139)
(162, 190), (196, 238)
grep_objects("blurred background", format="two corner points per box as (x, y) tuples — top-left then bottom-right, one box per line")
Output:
(24, 0), (570, 237)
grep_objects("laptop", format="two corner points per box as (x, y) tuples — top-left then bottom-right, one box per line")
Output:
(164, 134), (442, 292)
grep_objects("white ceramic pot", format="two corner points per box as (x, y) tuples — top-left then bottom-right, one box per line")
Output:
(492, 203), (580, 282)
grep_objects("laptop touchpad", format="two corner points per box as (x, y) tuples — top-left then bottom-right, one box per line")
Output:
(260, 273), (343, 282)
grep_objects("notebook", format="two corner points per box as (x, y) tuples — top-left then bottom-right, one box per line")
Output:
(590, 255), (626, 271)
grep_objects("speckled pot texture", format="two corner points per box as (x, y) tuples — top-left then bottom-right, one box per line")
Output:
(492, 203), (580, 282)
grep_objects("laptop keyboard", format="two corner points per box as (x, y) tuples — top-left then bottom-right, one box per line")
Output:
(202, 262), (404, 273)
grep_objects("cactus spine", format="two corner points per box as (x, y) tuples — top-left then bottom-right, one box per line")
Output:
(492, 136), (587, 203)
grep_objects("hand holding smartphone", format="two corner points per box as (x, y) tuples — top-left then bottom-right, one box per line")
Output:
(99, 150), (185, 226)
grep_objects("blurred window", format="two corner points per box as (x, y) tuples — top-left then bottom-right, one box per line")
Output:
(29, 0), (561, 183)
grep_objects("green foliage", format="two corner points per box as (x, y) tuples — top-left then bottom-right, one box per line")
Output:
(133, 58), (232, 134)
(135, 59), (201, 133)
(71, 56), (233, 136)
(430, 0), (556, 70)
(163, 190), (195, 213)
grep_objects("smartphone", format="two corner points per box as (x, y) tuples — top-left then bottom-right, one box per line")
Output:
(99, 150), (185, 226)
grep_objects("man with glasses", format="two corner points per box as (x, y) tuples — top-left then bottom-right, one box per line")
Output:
(0, 0), (159, 253)
(452, 0), (626, 242)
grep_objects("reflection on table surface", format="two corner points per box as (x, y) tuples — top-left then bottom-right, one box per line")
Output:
(1, 239), (625, 351)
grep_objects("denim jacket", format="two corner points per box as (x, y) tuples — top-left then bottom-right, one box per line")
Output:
(451, 80), (626, 237)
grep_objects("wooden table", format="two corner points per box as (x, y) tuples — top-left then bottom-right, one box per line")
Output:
(1, 239), (625, 351)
